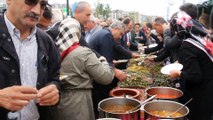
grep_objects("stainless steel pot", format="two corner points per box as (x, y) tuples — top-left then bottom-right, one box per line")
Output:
(98, 97), (141, 120)
(146, 87), (183, 101)
(144, 100), (189, 120)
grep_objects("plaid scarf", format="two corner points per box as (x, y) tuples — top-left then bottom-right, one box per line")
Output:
(56, 18), (81, 54)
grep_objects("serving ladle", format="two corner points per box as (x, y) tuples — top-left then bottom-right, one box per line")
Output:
(167, 98), (193, 117)
(125, 95), (156, 113)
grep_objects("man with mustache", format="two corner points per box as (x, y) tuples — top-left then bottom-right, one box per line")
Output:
(0, 0), (61, 120)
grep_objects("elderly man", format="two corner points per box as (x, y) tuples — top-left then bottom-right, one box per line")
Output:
(89, 21), (128, 118)
(47, 1), (95, 50)
(84, 15), (102, 43)
(114, 17), (140, 69)
(0, 0), (61, 120)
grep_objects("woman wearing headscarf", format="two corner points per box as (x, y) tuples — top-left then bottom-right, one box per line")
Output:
(169, 11), (213, 120)
(50, 18), (114, 120)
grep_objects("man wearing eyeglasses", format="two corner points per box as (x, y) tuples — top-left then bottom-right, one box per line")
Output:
(0, 0), (61, 120)
(37, 7), (53, 30)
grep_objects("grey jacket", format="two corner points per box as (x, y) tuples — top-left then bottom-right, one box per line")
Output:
(49, 46), (114, 120)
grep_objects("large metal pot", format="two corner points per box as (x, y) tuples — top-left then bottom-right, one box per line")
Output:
(144, 100), (189, 120)
(98, 97), (141, 120)
(146, 87), (183, 101)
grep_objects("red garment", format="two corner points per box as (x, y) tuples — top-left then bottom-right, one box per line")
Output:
(61, 43), (80, 61)
(203, 39), (213, 56)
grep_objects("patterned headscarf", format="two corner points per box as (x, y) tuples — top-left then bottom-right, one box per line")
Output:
(56, 18), (81, 53)
(174, 11), (213, 61)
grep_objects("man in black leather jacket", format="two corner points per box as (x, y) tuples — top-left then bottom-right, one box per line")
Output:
(0, 0), (61, 119)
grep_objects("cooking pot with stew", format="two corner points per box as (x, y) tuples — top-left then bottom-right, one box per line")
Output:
(144, 100), (189, 120)
(146, 87), (183, 101)
(98, 97), (141, 120)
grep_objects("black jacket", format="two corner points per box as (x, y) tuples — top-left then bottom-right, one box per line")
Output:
(46, 21), (61, 41)
(163, 29), (182, 62)
(0, 15), (61, 120)
(178, 40), (213, 120)
(144, 33), (164, 54)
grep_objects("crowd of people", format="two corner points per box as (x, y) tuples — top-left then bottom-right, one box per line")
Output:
(0, 0), (213, 120)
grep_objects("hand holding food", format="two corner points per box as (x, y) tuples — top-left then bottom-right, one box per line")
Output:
(0, 86), (38, 111)
(114, 68), (127, 81)
(169, 70), (181, 79)
(37, 84), (59, 106)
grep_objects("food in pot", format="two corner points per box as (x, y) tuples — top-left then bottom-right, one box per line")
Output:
(146, 87), (183, 100)
(103, 105), (135, 113)
(149, 110), (183, 118)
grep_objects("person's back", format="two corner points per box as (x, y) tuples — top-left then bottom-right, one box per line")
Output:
(89, 28), (115, 63)
(177, 35), (213, 120)
(89, 21), (128, 118)
(49, 17), (114, 120)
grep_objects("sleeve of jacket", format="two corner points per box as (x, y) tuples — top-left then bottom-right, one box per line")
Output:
(163, 29), (182, 49)
(37, 29), (61, 90)
(129, 40), (138, 51)
(48, 43), (61, 89)
(47, 38), (61, 90)
(150, 33), (159, 41)
(84, 49), (114, 85)
(144, 41), (163, 54)
(179, 42), (203, 83)
(153, 48), (170, 62)
(113, 41), (132, 59)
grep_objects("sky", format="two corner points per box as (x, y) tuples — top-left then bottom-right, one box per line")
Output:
(1, 0), (206, 18)
(49, 0), (207, 18)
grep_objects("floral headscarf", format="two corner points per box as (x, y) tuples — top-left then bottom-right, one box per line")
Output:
(174, 11), (213, 61)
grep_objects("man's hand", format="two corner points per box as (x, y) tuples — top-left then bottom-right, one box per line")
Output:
(157, 35), (164, 42)
(131, 52), (140, 58)
(114, 68), (127, 81)
(0, 86), (38, 111)
(136, 36), (143, 40)
(37, 84), (59, 106)
(137, 43), (143, 48)
(169, 70), (181, 79)
(127, 42), (131, 47)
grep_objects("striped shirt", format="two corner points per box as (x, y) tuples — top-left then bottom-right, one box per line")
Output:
(4, 14), (39, 120)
